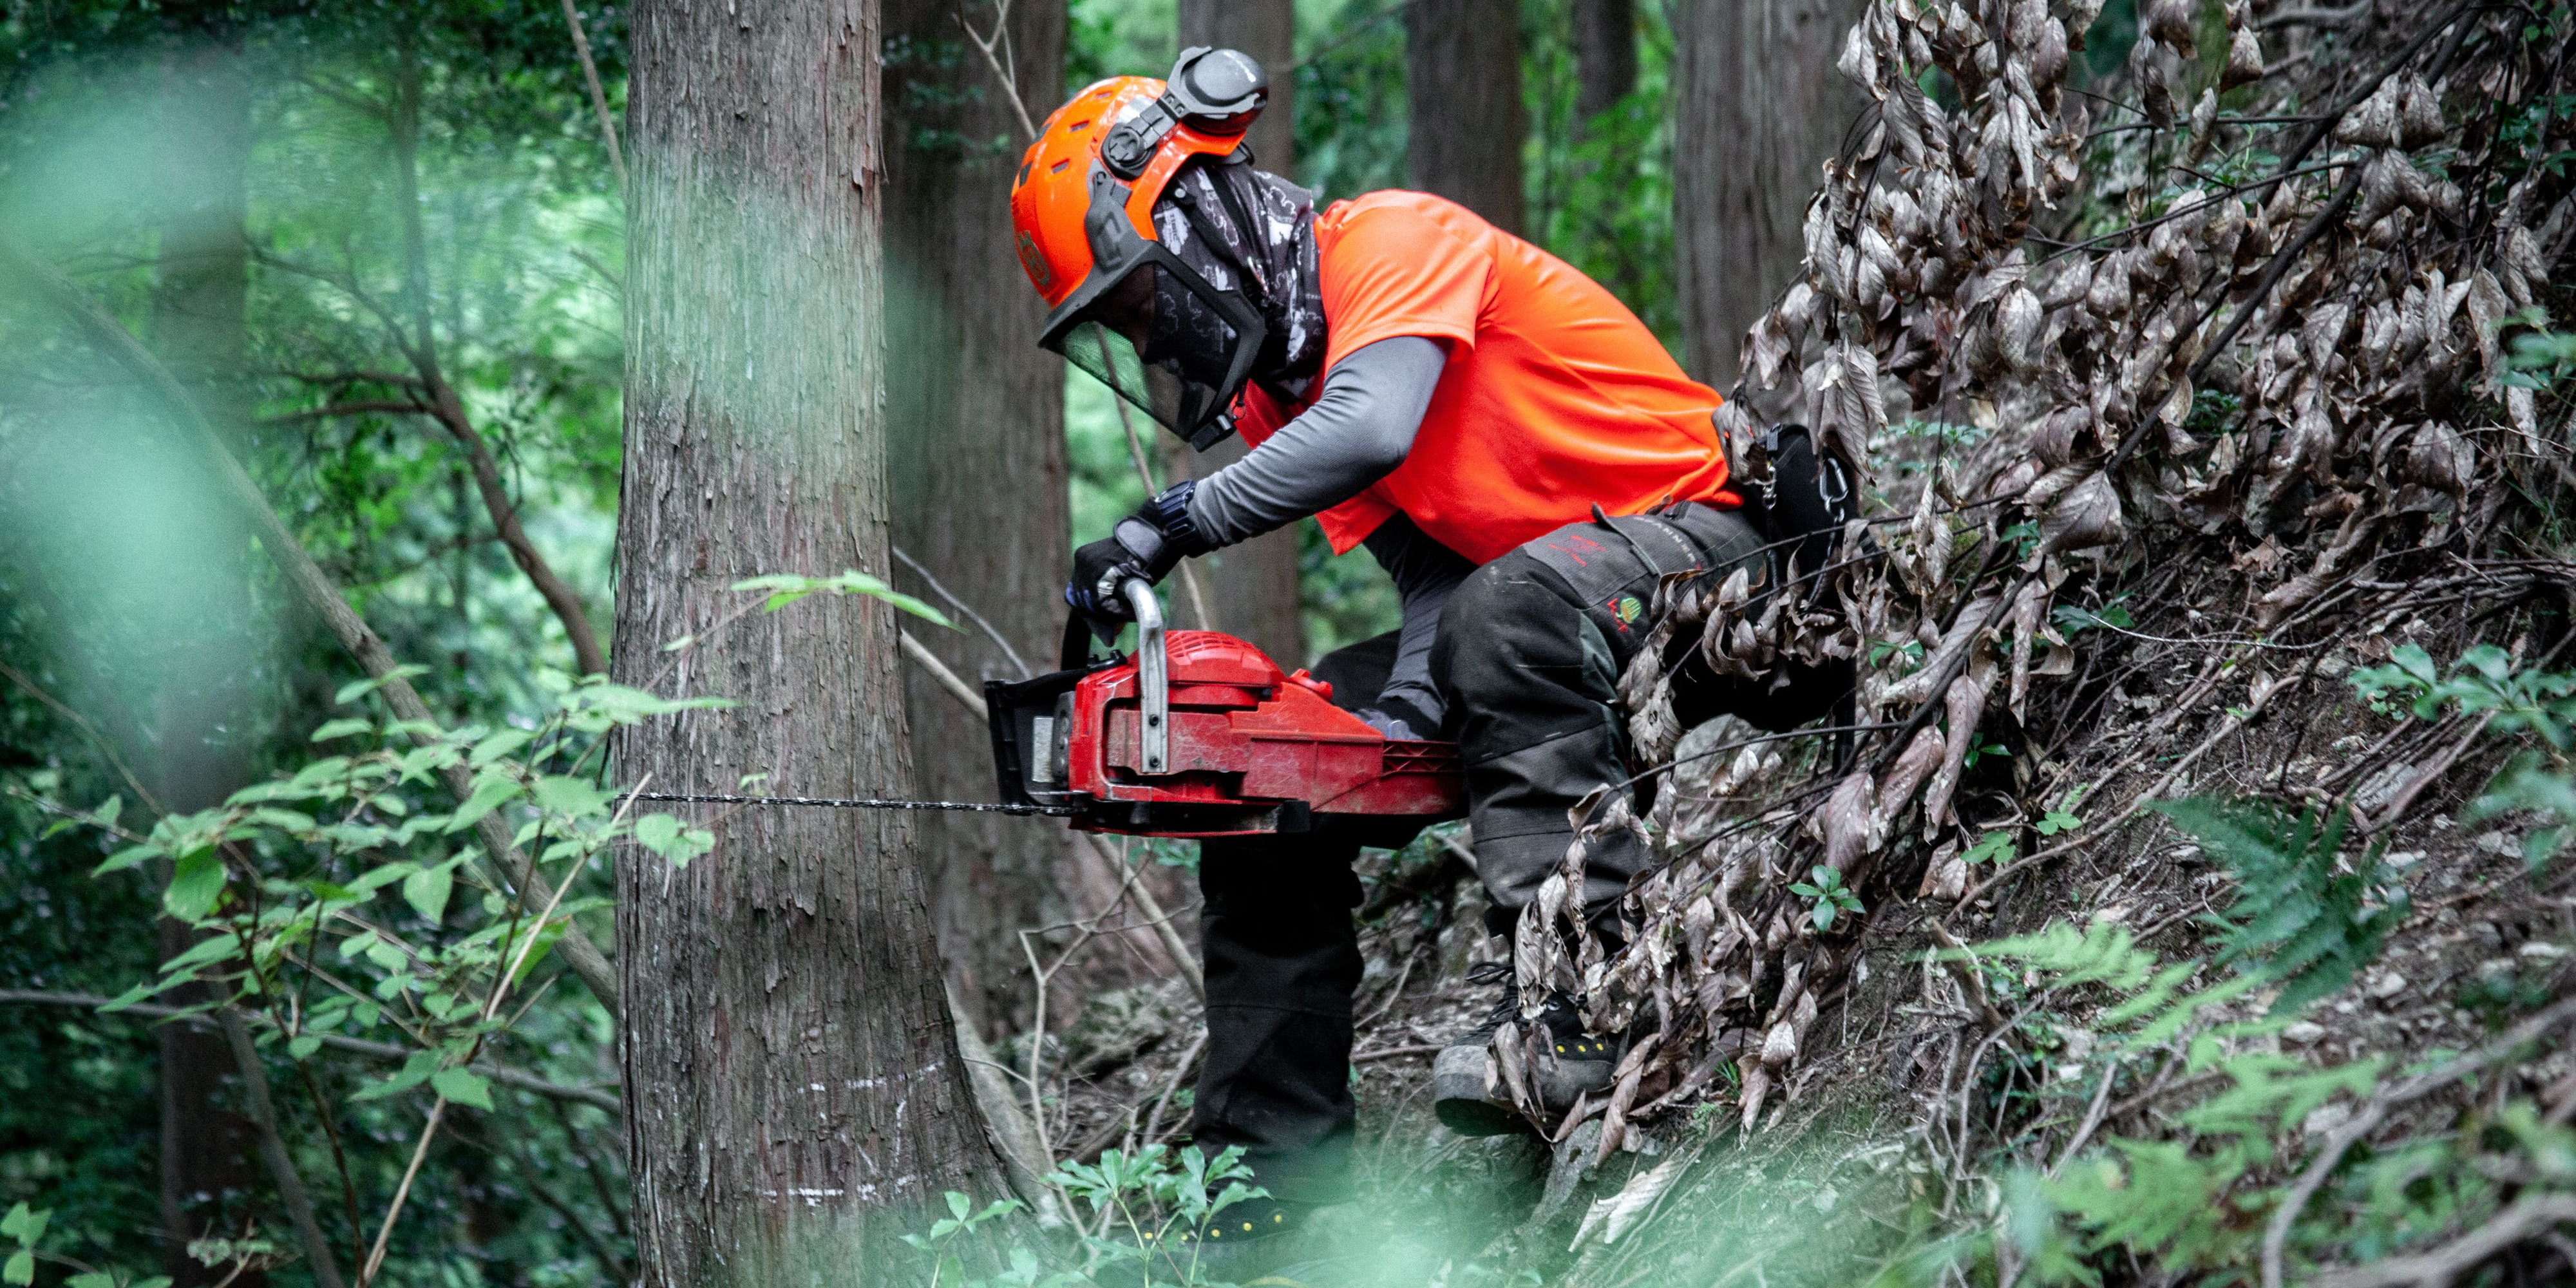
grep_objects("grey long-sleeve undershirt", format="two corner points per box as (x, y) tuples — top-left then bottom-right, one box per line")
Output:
(1182, 335), (1470, 727)
(1358, 515), (1476, 727)
(1184, 335), (1448, 545)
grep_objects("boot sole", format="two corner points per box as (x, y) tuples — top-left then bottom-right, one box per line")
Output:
(1430, 1046), (1535, 1137)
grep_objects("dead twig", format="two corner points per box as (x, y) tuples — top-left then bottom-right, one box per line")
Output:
(557, 0), (627, 191)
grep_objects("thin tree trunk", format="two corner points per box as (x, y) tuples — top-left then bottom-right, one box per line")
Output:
(1672, 0), (1870, 385)
(148, 42), (269, 1285)
(1176, 0), (1307, 670)
(1406, 0), (1526, 236)
(617, 0), (1009, 1280)
(882, 0), (1070, 1037)
(1574, 0), (1639, 128)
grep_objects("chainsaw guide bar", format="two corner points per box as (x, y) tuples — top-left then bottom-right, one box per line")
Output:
(630, 791), (1075, 817)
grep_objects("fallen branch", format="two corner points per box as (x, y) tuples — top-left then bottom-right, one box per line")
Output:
(2309, 1194), (2576, 1288)
(946, 981), (1068, 1227)
(2263, 993), (2576, 1288)
(426, 381), (611, 677)
(557, 0), (627, 191)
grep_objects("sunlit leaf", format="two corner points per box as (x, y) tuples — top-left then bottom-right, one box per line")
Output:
(445, 771), (522, 833)
(403, 860), (455, 924)
(165, 851), (227, 922)
(431, 1067), (494, 1110)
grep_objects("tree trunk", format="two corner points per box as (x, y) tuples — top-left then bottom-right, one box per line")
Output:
(1175, 0), (1307, 670)
(616, 0), (1007, 1279)
(1672, 0), (1870, 385)
(880, 0), (1070, 1038)
(148, 38), (268, 1288)
(1574, 0), (1638, 128)
(1405, 0), (1525, 236)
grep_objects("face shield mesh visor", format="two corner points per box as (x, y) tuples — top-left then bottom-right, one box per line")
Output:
(1046, 256), (1259, 442)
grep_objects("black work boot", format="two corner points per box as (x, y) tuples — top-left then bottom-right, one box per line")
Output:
(1431, 963), (1624, 1137)
(1160, 1195), (1316, 1284)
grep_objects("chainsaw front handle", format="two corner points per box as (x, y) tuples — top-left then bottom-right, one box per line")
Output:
(1124, 576), (1170, 773)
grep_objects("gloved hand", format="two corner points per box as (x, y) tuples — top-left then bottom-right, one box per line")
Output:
(1352, 696), (1438, 741)
(1065, 480), (1209, 641)
(1353, 708), (1423, 741)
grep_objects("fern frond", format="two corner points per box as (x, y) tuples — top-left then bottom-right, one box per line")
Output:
(1964, 919), (2159, 992)
(2150, 795), (2394, 1014)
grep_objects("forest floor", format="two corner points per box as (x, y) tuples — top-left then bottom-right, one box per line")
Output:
(1021, 623), (2576, 1286)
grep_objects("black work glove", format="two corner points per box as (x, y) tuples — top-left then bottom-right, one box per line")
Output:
(1065, 481), (1211, 642)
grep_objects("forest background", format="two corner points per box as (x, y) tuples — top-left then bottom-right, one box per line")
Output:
(0, 1), (1785, 1280)
(7, 0), (2574, 1284)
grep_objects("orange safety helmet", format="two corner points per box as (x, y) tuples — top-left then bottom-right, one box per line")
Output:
(1011, 48), (1273, 448)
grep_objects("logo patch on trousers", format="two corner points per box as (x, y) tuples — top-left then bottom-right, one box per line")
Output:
(1609, 594), (1643, 627)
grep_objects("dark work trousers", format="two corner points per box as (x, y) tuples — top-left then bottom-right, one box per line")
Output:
(1191, 502), (1848, 1203)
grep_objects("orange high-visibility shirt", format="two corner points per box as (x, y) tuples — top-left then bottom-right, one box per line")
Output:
(1231, 191), (1734, 566)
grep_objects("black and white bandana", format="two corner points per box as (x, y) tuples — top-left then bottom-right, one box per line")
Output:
(1150, 160), (1327, 390)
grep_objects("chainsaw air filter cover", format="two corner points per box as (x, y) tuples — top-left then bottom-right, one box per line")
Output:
(987, 626), (1463, 838)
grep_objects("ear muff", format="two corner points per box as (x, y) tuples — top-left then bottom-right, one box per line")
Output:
(1100, 47), (1268, 178)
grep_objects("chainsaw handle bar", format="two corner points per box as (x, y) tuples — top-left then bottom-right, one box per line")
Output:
(1127, 577), (1170, 773)
(1055, 577), (1171, 775)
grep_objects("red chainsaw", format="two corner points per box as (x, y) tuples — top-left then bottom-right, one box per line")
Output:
(985, 578), (1465, 837)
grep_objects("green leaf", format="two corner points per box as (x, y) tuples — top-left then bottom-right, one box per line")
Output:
(468, 728), (533, 768)
(533, 775), (612, 819)
(633, 813), (715, 867)
(247, 807), (317, 833)
(3, 1251), (30, 1286)
(946, 1190), (971, 1220)
(347, 862), (417, 896)
(165, 850), (227, 922)
(1, 1204), (46, 1245)
(95, 842), (166, 876)
(159, 931), (243, 976)
(431, 1067), (495, 1110)
(445, 772), (523, 833)
(68, 1273), (116, 1288)
(730, 571), (954, 626)
(289, 1034), (323, 1060)
(311, 717), (374, 743)
(352, 1051), (439, 1101)
(403, 861), (455, 924)
(334, 664), (431, 706)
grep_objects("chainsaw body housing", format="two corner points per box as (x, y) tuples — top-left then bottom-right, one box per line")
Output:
(987, 624), (1464, 838)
